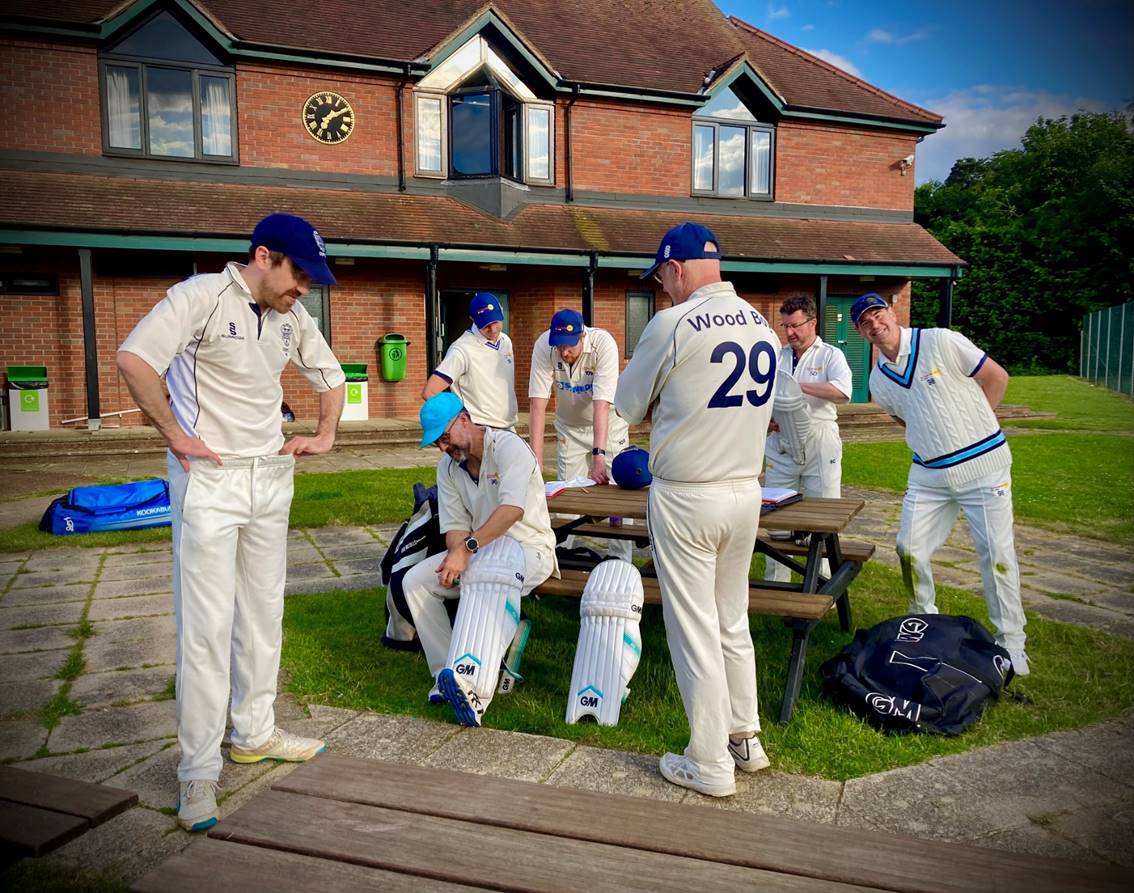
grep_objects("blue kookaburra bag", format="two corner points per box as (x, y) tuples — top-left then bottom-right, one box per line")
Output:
(39, 479), (171, 535)
(820, 614), (1013, 736)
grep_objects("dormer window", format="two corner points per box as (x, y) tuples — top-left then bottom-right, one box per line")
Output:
(415, 36), (554, 185)
(99, 10), (237, 163)
(692, 86), (773, 199)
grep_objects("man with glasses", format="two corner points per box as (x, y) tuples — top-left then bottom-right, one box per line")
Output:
(616, 222), (780, 797)
(764, 295), (852, 582)
(400, 392), (557, 726)
(116, 213), (345, 833)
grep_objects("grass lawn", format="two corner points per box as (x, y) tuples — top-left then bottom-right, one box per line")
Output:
(1001, 374), (1134, 433)
(281, 557), (1134, 781)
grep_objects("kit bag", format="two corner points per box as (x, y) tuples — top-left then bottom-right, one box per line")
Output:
(820, 614), (1013, 735)
(39, 479), (171, 535)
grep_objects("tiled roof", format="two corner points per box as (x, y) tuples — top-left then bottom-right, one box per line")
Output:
(2, 1), (940, 123)
(0, 170), (964, 267)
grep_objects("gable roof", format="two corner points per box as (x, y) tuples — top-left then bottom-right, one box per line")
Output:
(3, 0), (940, 124)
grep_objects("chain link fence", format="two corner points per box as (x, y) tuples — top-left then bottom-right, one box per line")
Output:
(1081, 302), (1134, 395)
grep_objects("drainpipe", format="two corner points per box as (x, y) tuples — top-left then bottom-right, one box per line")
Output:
(582, 252), (597, 325)
(425, 245), (440, 370)
(79, 248), (101, 431)
(565, 84), (579, 203)
(396, 63), (410, 192)
(816, 274), (828, 335)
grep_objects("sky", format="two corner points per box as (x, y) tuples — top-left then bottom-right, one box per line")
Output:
(720, 1), (1134, 183)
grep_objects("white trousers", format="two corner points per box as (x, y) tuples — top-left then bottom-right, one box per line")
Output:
(168, 452), (295, 782)
(648, 477), (762, 786)
(896, 466), (1026, 651)
(764, 421), (842, 582)
(401, 536), (552, 679)
(556, 417), (633, 561)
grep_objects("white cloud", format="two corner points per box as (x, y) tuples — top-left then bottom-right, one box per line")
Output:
(800, 47), (863, 79)
(801, 23), (814, 32)
(767, 4), (790, 20)
(866, 27), (931, 46)
(915, 86), (1111, 184)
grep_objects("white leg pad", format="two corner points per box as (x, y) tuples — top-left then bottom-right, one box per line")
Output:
(772, 369), (811, 467)
(566, 559), (645, 726)
(447, 536), (524, 701)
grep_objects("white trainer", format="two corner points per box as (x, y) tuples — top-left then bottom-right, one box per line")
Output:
(658, 752), (736, 797)
(176, 779), (219, 832)
(1007, 649), (1030, 677)
(728, 733), (770, 773)
(229, 728), (326, 764)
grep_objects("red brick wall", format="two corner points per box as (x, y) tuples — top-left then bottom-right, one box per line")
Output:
(775, 122), (918, 210)
(0, 38), (101, 156)
(569, 101), (691, 195)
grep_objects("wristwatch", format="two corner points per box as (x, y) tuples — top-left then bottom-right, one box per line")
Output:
(463, 535), (479, 554)
(591, 447), (606, 456)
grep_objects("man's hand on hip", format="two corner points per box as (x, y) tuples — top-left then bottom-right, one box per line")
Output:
(281, 433), (335, 457)
(170, 433), (223, 472)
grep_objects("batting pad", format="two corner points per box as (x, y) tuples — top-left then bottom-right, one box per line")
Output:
(772, 368), (812, 466)
(566, 559), (644, 726)
(447, 536), (524, 702)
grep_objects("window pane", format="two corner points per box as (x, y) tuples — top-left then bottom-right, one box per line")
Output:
(416, 95), (443, 172)
(111, 10), (223, 65)
(626, 291), (654, 356)
(693, 124), (714, 191)
(451, 92), (494, 176)
(751, 129), (772, 195)
(718, 126), (746, 196)
(526, 105), (550, 180)
(695, 86), (757, 122)
(105, 65), (141, 149)
(146, 67), (194, 157)
(502, 95), (521, 180)
(298, 287), (330, 342)
(199, 75), (232, 157)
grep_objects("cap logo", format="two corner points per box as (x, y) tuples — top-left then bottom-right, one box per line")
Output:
(313, 230), (326, 257)
(663, 245), (671, 259)
(484, 303), (495, 311)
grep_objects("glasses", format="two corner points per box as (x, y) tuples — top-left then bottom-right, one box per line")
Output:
(436, 415), (459, 448)
(783, 318), (816, 332)
(652, 259), (683, 285)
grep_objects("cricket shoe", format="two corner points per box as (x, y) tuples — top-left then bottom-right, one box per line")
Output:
(176, 779), (219, 832)
(728, 733), (770, 773)
(1007, 649), (1030, 677)
(658, 752), (736, 798)
(437, 667), (488, 727)
(229, 728), (326, 764)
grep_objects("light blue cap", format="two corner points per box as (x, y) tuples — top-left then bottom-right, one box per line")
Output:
(419, 392), (464, 448)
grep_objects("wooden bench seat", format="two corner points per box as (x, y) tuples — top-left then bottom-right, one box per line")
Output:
(757, 534), (876, 563)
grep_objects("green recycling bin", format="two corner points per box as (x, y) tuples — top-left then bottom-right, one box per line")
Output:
(379, 333), (409, 383)
(8, 365), (50, 431)
(340, 363), (368, 421)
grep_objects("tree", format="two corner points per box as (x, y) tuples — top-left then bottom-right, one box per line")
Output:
(913, 112), (1134, 372)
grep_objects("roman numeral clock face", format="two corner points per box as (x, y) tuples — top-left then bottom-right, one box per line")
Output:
(302, 91), (355, 144)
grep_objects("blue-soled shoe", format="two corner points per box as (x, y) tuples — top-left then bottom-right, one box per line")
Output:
(437, 667), (485, 727)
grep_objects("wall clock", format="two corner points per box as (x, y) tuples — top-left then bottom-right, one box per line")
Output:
(302, 91), (355, 144)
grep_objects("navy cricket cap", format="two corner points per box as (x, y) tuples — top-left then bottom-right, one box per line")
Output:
(251, 214), (336, 285)
(851, 293), (888, 325)
(640, 222), (721, 280)
(549, 309), (584, 347)
(469, 292), (504, 328)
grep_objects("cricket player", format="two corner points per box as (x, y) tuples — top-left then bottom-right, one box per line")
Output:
(852, 293), (1029, 675)
(423, 292), (517, 429)
(616, 222), (780, 797)
(116, 213), (345, 832)
(528, 308), (632, 560)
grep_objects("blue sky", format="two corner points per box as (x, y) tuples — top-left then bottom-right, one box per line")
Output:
(721, 1), (1134, 183)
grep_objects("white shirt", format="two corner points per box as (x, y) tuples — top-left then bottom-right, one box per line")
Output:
(527, 326), (622, 430)
(615, 281), (780, 483)
(783, 336), (852, 423)
(119, 263), (344, 458)
(436, 428), (556, 557)
(435, 326), (517, 429)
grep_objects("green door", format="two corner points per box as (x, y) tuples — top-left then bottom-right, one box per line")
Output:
(824, 297), (872, 403)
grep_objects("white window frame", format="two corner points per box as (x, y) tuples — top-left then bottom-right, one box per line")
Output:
(414, 92), (447, 178)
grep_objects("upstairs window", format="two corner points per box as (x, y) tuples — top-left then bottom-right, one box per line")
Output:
(100, 10), (237, 163)
(692, 87), (773, 199)
(415, 35), (554, 185)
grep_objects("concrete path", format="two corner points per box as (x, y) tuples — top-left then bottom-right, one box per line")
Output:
(1, 447), (1132, 887)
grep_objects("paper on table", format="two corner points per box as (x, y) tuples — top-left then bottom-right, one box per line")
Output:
(761, 487), (799, 505)
(545, 477), (597, 499)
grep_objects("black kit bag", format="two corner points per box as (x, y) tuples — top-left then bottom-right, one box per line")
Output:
(820, 614), (1014, 736)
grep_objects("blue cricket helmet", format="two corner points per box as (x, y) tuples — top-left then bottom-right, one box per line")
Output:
(612, 446), (652, 490)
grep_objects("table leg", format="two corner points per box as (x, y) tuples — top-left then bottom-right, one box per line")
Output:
(779, 619), (816, 724)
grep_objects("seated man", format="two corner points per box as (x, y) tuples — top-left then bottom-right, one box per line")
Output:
(401, 392), (558, 726)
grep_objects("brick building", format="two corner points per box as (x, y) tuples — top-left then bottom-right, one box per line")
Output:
(0, 0), (963, 428)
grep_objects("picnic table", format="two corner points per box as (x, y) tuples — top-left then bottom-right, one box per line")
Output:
(132, 753), (1131, 893)
(542, 485), (873, 722)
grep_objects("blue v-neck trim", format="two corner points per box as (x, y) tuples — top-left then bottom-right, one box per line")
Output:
(877, 328), (920, 389)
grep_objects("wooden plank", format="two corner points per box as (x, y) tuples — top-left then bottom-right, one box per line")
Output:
(274, 756), (1132, 893)
(0, 766), (137, 826)
(759, 536), (876, 563)
(130, 838), (482, 893)
(212, 787), (871, 893)
(0, 800), (88, 858)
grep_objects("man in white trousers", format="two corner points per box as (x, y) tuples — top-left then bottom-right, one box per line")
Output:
(117, 213), (345, 832)
(402, 392), (557, 726)
(765, 294), (852, 581)
(852, 293), (1029, 675)
(423, 292), (517, 430)
(616, 222), (780, 797)
(528, 308), (632, 560)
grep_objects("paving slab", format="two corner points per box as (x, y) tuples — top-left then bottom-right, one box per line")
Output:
(319, 543), (383, 561)
(70, 666), (175, 708)
(0, 599), (85, 629)
(333, 557), (384, 578)
(10, 569), (97, 590)
(1021, 570), (1114, 598)
(15, 739), (171, 784)
(48, 699), (177, 752)
(111, 742), (276, 810)
(99, 555), (173, 582)
(0, 648), (67, 681)
(93, 577), (173, 599)
(91, 614), (175, 645)
(971, 823), (1100, 863)
(0, 624), (74, 653)
(702, 769), (844, 823)
(0, 677), (60, 715)
(1034, 717), (1134, 791)
(307, 527), (380, 547)
(83, 629), (176, 672)
(284, 547), (326, 564)
(1048, 800), (1134, 866)
(88, 593), (173, 621)
(285, 574), (376, 596)
(0, 718), (46, 760)
(1, 581), (91, 606)
(22, 552), (103, 577)
(423, 727), (574, 782)
(323, 712), (458, 763)
(546, 744), (687, 803)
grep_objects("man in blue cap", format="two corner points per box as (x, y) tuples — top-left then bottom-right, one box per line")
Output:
(616, 222), (780, 797)
(422, 292), (517, 430)
(401, 392), (557, 726)
(852, 293), (1028, 676)
(117, 212), (345, 832)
